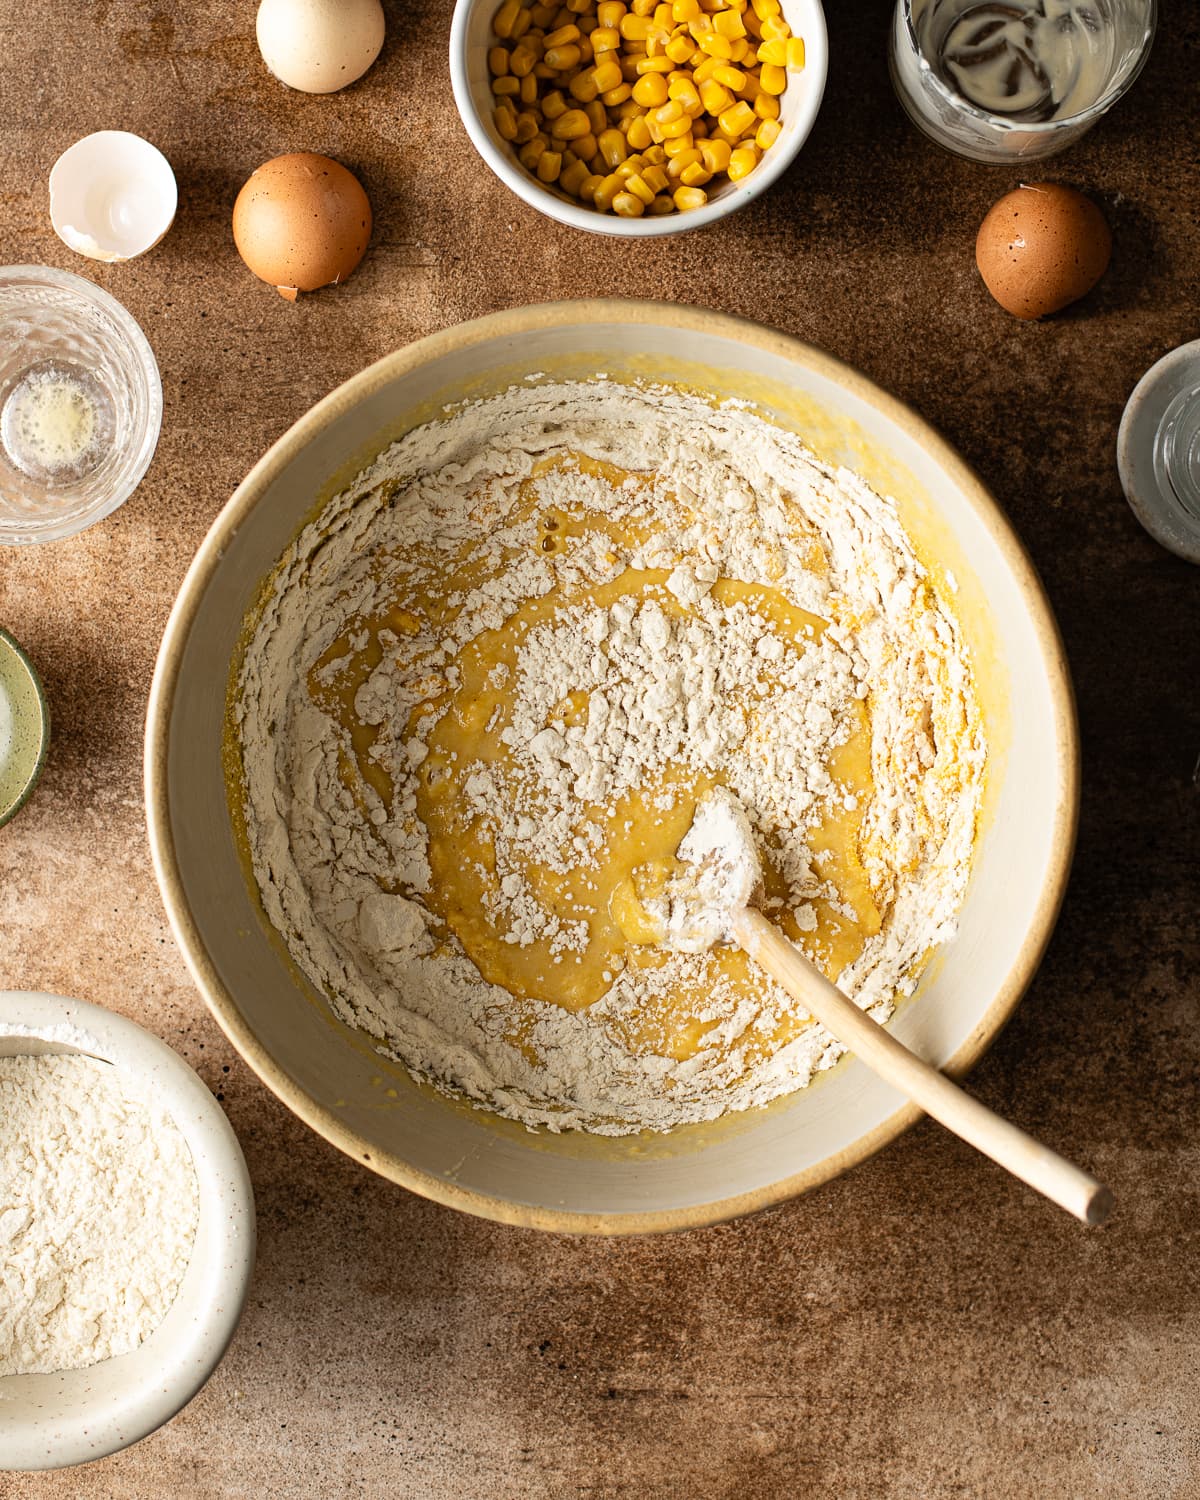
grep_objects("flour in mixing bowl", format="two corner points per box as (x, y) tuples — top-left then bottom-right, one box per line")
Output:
(235, 381), (985, 1134)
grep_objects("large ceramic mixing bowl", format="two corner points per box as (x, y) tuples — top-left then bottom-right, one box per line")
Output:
(146, 300), (1078, 1234)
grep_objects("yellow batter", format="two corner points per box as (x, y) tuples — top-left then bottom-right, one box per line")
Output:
(306, 455), (877, 1066)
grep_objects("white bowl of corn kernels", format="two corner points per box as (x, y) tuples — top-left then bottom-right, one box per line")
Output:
(451, 0), (827, 234)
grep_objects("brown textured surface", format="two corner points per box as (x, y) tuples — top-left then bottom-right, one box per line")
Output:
(1, 1), (1198, 1495)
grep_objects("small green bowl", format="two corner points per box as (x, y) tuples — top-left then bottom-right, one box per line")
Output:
(0, 627), (49, 827)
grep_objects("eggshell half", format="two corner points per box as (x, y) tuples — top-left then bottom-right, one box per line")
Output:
(232, 153), (373, 299)
(976, 183), (1112, 321)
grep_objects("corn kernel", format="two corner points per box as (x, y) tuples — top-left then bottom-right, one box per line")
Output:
(699, 78), (733, 113)
(590, 25), (621, 50)
(758, 61), (785, 93)
(692, 56), (720, 85)
(619, 12), (652, 38)
(727, 143), (756, 178)
(680, 160), (712, 186)
(569, 69), (599, 99)
(643, 141), (668, 162)
(545, 41), (583, 66)
(489, 44), (511, 73)
(750, 0), (779, 16)
(536, 149), (563, 180)
(531, 2), (556, 20)
(545, 21), (582, 42)
(669, 78), (702, 112)
(696, 30), (734, 57)
(712, 8), (745, 36)
(494, 0), (522, 37)
(654, 2), (674, 25)
(597, 0), (626, 21)
(756, 37), (786, 64)
(642, 162), (670, 190)
(660, 112), (693, 137)
(520, 72), (539, 101)
(626, 114), (653, 149)
(590, 56), (623, 89)
(673, 185), (707, 209)
(662, 129), (696, 155)
(622, 171), (654, 203)
(712, 63), (745, 88)
(598, 127), (629, 166)
(650, 193), (676, 213)
(514, 110), (541, 141)
(760, 13), (789, 38)
(533, 61), (557, 75)
(619, 52), (644, 81)
(540, 89), (565, 117)
(699, 137), (731, 171)
(554, 106), (593, 137)
(755, 116), (780, 149)
(492, 75), (520, 95)
(578, 171), (604, 201)
(612, 190), (645, 216)
(718, 99), (754, 135)
(728, 36), (749, 60)
(673, 0), (700, 16)
(665, 33), (696, 61)
(786, 36), (805, 66)
(665, 146), (701, 176)
(601, 80), (633, 103)
(753, 89), (778, 118)
(518, 134), (548, 167)
(494, 103), (519, 139)
(636, 53), (674, 71)
(632, 0), (657, 13)
(632, 72), (670, 105)
(560, 156), (591, 193)
(613, 155), (643, 179)
(511, 9), (534, 37)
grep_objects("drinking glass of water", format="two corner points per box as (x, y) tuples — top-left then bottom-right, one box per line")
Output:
(889, 0), (1156, 163)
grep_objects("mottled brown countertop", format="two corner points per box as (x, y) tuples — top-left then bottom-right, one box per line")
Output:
(1, 2), (1198, 1496)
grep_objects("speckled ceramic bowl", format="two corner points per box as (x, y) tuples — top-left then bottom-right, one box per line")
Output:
(146, 300), (1079, 1234)
(0, 627), (49, 828)
(0, 992), (255, 1472)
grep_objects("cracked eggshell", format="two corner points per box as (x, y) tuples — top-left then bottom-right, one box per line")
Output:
(232, 153), (373, 301)
(48, 132), (178, 262)
(256, 0), (385, 94)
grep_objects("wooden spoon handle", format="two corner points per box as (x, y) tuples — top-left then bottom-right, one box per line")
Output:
(732, 907), (1113, 1226)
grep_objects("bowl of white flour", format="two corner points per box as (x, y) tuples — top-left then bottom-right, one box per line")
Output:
(146, 299), (1078, 1233)
(0, 992), (254, 1471)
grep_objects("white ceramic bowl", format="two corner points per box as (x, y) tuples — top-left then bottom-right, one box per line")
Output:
(146, 300), (1078, 1234)
(0, 992), (255, 1472)
(450, 0), (828, 236)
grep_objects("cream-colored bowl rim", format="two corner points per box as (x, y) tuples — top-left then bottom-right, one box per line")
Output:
(145, 299), (1080, 1235)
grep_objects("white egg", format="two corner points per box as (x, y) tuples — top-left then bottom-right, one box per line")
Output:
(256, 0), (385, 95)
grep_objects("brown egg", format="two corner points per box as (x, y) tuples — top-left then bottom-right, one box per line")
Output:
(232, 152), (372, 300)
(975, 183), (1111, 321)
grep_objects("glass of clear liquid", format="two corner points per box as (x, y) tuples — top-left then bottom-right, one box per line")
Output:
(889, 0), (1156, 163)
(0, 266), (162, 545)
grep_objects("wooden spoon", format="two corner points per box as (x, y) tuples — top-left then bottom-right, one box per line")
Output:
(671, 789), (1113, 1226)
